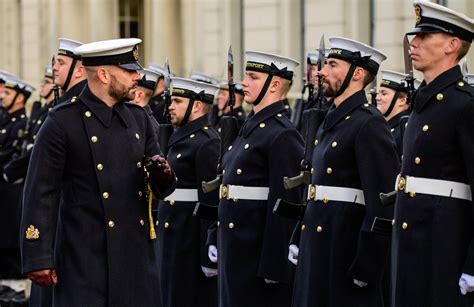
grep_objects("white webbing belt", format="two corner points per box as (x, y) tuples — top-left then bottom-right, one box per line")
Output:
(307, 184), (365, 205)
(396, 175), (472, 201)
(219, 184), (269, 201)
(164, 188), (199, 202)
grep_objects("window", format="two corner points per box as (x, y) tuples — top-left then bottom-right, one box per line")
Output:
(119, 0), (143, 38)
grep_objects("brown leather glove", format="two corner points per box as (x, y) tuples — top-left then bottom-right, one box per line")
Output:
(28, 269), (58, 286)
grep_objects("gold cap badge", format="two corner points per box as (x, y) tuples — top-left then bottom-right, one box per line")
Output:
(25, 225), (40, 240)
(133, 45), (139, 61)
(415, 5), (422, 25)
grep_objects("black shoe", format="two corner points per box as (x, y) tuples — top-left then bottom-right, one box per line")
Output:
(0, 288), (20, 304)
(0, 285), (10, 296)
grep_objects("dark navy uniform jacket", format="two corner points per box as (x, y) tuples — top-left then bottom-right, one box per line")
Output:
(56, 79), (87, 105)
(20, 85), (175, 307)
(392, 66), (474, 307)
(292, 90), (399, 307)
(156, 114), (219, 307)
(387, 110), (409, 158)
(0, 107), (27, 250)
(217, 100), (303, 307)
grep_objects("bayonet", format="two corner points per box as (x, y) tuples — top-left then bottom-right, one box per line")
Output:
(316, 35), (326, 109)
(403, 36), (416, 103)
(227, 45), (235, 115)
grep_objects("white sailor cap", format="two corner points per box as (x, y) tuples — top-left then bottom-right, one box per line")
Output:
(137, 69), (160, 91)
(465, 74), (474, 86)
(44, 66), (53, 79)
(171, 77), (219, 104)
(58, 38), (83, 59)
(74, 38), (142, 71)
(4, 76), (35, 97)
(189, 72), (220, 85)
(245, 51), (299, 81)
(0, 70), (15, 83)
(380, 70), (409, 92)
(407, 0), (473, 42)
(328, 37), (386, 75)
(147, 64), (165, 78)
(307, 49), (331, 65)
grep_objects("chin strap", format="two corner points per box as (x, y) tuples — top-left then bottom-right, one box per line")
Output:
(383, 91), (401, 118)
(3, 92), (19, 111)
(180, 99), (195, 127)
(62, 58), (78, 91)
(253, 74), (274, 106)
(335, 64), (357, 98)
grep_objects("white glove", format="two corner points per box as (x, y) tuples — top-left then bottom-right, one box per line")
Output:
(264, 279), (279, 284)
(459, 273), (474, 295)
(288, 244), (299, 265)
(208, 245), (218, 263)
(353, 279), (368, 287)
(201, 266), (218, 277)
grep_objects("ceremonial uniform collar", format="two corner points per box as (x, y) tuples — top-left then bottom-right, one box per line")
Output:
(61, 79), (87, 102)
(223, 105), (245, 117)
(79, 84), (133, 128)
(241, 100), (285, 137)
(323, 90), (367, 131)
(168, 114), (209, 147)
(413, 65), (463, 113)
(144, 104), (154, 116)
(4, 107), (26, 124)
(388, 110), (410, 129)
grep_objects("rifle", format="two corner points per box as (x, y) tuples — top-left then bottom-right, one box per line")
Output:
(156, 59), (174, 156)
(51, 56), (60, 107)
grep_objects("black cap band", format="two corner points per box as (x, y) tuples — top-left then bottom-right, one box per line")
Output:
(380, 80), (408, 93)
(172, 88), (214, 104)
(58, 49), (82, 60)
(328, 49), (380, 75)
(137, 78), (156, 91)
(412, 16), (473, 42)
(246, 62), (294, 80)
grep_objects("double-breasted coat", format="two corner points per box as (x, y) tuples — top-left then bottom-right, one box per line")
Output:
(20, 85), (175, 307)
(392, 65), (474, 307)
(217, 100), (304, 307)
(292, 90), (399, 307)
(156, 114), (219, 307)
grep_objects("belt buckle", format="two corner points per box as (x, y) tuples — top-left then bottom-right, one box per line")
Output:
(307, 184), (316, 201)
(397, 175), (406, 192)
(220, 185), (229, 199)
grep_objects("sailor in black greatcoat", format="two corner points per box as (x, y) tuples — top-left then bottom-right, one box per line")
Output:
(20, 38), (176, 307)
(392, 2), (474, 306)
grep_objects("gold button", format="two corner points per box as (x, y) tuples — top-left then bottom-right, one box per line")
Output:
(138, 191), (143, 197)
(218, 128), (221, 133)
(229, 222), (235, 229)
(1, 129), (6, 134)
(314, 139), (319, 146)
(436, 93), (444, 101)
(71, 96), (77, 102)
(415, 157), (421, 164)
(345, 116), (351, 120)
(311, 168), (315, 175)
(326, 167), (332, 174)
(177, 153), (182, 159)
(11, 117), (16, 122)
(391, 219), (395, 226)
(169, 200), (175, 205)
(156, 220), (159, 226)
(277, 113), (283, 117)
(21, 114), (25, 118)
(102, 192), (109, 199)
(259, 123), (266, 128)
(228, 145), (232, 150)
(301, 224), (305, 231)
(244, 144), (250, 149)
(232, 198), (238, 203)
(190, 134), (195, 138)
(37, 120), (42, 124)
(363, 103), (369, 107)
(422, 125), (429, 132)
(331, 141), (337, 148)
(217, 221), (220, 227)
(316, 226), (323, 232)
(309, 185), (316, 199)
(323, 197), (329, 204)
(84, 111), (92, 117)
(164, 222), (170, 229)
(402, 222), (408, 230)
(97, 163), (104, 171)
(140, 219), (145, 226)
(135, 133), (140, 140)
(204, 126), (209, 130)
(458, 81), (465, 87)
(390, 128), (395, 133)
(409, 192), (416, 198)
(108, 221), (115, 228)
(91, 136), (98, 143)
(236, 169), (242, 175)
(136, 162), (142, 168)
